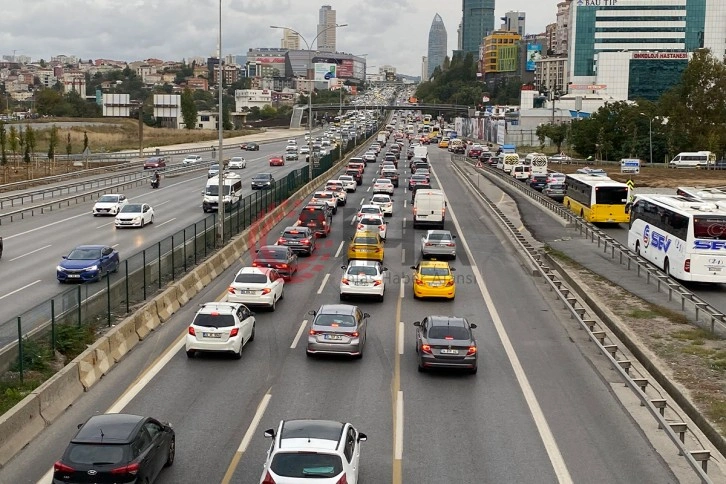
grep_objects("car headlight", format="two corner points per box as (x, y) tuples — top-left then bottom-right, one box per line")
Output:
(56, 265), (65, 272)
(84, 264), (99, 271)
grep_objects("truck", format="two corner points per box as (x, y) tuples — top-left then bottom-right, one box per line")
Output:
(413, 189), (446, 229)
(377, 133), (387, 146)
(413, 145), (428, 161)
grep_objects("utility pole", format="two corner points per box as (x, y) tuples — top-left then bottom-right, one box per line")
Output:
(138, 102), (143, 156)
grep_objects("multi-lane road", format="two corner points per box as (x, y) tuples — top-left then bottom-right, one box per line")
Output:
(2, 137), (684, 483)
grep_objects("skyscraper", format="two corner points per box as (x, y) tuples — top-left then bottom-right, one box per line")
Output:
(317, 5), (337, 52)
(461, 0), (495, 57)
(281, 29), (300, 50)
(500, 11), (525, 36)
(427, 13), (448, 79)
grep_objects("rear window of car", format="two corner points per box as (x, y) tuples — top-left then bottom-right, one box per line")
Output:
(299, 211), (325, 223)
(420, 267), (450, 276)
(532, 175), (548, 181)
(548, 184), (565, 190)
(428, 325), (470, 340)
(66, 443), (126, 466)
(258, 249), (287, 259)
(360, 207), (381, 214)
(283, 230), (308, 239)
(354, 236), (379, 245)
(193, 313), (235, 327)
(234, 273), (268, 284)
(348, 265), (378, 276)
(270, 452), (343, 479)
(427, 233), (451, 241)
(314, 314), (357, 328)
(360, 218), (383, 226)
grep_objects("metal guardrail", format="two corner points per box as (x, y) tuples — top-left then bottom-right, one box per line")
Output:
(454, 155), (726, 335)
(450, 158), (715, 483)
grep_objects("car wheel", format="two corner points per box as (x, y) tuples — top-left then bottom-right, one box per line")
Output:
(140, 219), (145, 228)
(270, 296), (276, 312)
(469, 367), (478, 375)
(234, 341), (243, 359)
(186, 350), (195, 358)
(250, 323), (256, 341)
(280, 289), (284, 300)
(417, 362), (425, 372)
(635, 241), (641, 257)
(113, 261), (119, 273)
(306, 350), (314, 358)
(663, 258), (671, 277)
(378, 293), (384, 302)
(164, 437), (176, 467)
(150, 215), (154, 224)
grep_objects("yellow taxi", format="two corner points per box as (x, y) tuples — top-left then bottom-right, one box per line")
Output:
(411, 260), (456, 300)
(347, 230), (384, 262)
(438, 137), (450, 149)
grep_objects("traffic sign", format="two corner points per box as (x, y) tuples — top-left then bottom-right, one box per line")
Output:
(620, 158), (640, 174)
(626, 179), (635, 190)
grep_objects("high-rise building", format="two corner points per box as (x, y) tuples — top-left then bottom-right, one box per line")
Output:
(427, 13), (448, 79)
(421, 56), (428, 82)
(553, 1), (570, 56)
(569, 0), (726, 101)
(461, 0), (495, 57)
(281, 29), (300, 50)
(500, 11), (526, 36)
(317, 5), (337, 52)
(457, 21), (463, 50)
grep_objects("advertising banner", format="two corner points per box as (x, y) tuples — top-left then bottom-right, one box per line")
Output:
(526, 44), (542, 72)
(314, 63), (337, 81)
(338, 60), (354, 78)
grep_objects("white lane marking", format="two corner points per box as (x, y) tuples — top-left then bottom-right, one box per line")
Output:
(359, 198), (364, 206)
(235, 393), (273, 453)
(5, 212), (86, 240)
(350, 215), (356, 226)
(9, 245), (51, 262)
(111, 243), (120, 248)
(335, 240), (344, 258)
(291, 319), (308, 349)
(366, 187), (371, 192)
(431, 166), (574, 484)
(403, 200), (407, 208)
(401, 248), (405, 265)
(317, 273), (330, 294)
(399, 279), (405, 299)
(154, 218), (177, 228)
(0, 280), (42, 301)
(96, 221), (114, 229)
(398, 322), (404, 355)
(154, 200), (171, 207)
(394, 390), (404, 460)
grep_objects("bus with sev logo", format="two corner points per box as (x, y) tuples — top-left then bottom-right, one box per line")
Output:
(627, 194), (726, 282)
(563, 174), (630, 223)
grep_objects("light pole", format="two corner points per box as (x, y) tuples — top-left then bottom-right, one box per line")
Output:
(216, 0), (224, 247)
(640, 112), (653, 164)
(271, 23), (348, 182)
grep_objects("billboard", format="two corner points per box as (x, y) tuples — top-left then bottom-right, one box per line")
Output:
(314, 63), (337, 81)
(526, 44), (542, 72)
(102, 93), (130, 117)
(338, 59), (354, 78)
(153, 94), (180, 119)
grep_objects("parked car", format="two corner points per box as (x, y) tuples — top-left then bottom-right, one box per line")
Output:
(115, 203), (154, 228)
(227, 267), (284, 310)
(52, 414), (175, 483)
(186, 301), (255, 358)
(414, 315), (478, 373)
(92, 193), (127, 216)
(57, 245), (120, 283)
(143, 156), (166, 170)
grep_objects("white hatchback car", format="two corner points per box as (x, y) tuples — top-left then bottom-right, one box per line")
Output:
(372, 179), (395, 195)
(356, 204), (383, 222)
(260, 420), (367, 484)
(340, 260), (387, 301)
(182, 154), (203, 165)
(338, 175), (357, 192)
(357, 215), (387, 240)
(186, 302), (255, 359)
(114, 203), (154, 228)
(369, 194), (393, 216)
(92, 194), (127, 216)
(227, 267), (285, 311)
(228, 156), (247, 169)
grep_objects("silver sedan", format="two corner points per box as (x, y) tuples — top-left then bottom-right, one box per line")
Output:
(421, 230), (457, 259)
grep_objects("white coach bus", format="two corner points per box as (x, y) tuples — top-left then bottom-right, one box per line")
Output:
(627, 194), (726, 282)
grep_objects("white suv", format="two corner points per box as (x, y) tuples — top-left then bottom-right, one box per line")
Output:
(185, 302), (255, 359)
(260, 419), (367, 484)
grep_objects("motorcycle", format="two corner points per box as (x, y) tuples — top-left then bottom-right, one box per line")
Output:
(151, 178), (160, 189)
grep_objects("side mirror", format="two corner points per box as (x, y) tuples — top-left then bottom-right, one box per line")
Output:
(263, 429), (275, 438)
(358, 433), (368, 442)
(410, 265), (416, 270)
(341, 265), (347, 270)
(469, 323), (478, 329)
(450, 267), (456, 271)
(62, 255), (67, 259)
(363, 312), (370, 318)
(256, 249), (260, 253)
(308, 310), (317, 316)
(77, 423), (84, 429)
(413, 321), (421, 327)
(452, 235), (457, 239)
(382, 267), (388, 272)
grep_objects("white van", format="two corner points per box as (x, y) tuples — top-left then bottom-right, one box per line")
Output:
(502, 153), (521, 173)
(413, 189), (446, 229)
(413, 145), (428, 161)
(524, 153), (549, 175)
(202, 172), (243, 212)
(512, 164), (531, 181)
(669, 151), (715, 168)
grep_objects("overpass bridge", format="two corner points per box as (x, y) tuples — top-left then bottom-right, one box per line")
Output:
(290, 103), (473, 128)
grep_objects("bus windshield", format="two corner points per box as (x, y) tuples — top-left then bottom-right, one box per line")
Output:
(205, 185), (231, 196)
(693, 216), (726, 240)
(595, 187), (628, 205)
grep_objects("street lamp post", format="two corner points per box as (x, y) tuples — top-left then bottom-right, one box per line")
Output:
(216, 0), (224, 247)
(271, 23), (347, 182)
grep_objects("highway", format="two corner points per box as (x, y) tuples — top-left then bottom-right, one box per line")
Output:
(4, 139), (680, 483)
(0, 133), (318, 338)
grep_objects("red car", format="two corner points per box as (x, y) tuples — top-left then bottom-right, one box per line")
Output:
(468, 147), (483, 158)
(269, 156), (285, 166)
(143, 156), (166, 170)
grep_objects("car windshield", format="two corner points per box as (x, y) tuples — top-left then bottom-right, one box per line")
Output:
(119, 204), (143, 213)
(314, 314), (356, 327)
(549, 184), (565, 190)
(253, 174), (271, 181)
(66, 443), (126, 466)
(354, 236), (379, 245)
(234, 273), (268, 284)
(348, 265), (378, 276)
(420, 266), (450, 276)
(210, 164), (219, 170)
(193, 313), (235, 328)
(205, 185), (231, 196)
(67, 248), (102, 260)
(258, 249), (288, 260)
(97, 195), (120, 203)
(270, 452), (343, 478)
(231, 157), (243, 162)
(428, 325), (470, 340)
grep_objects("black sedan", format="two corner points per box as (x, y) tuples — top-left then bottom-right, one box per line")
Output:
(277, 226), (316, 256)
(414, 316), (478, 373)
(251, 173), (274, 189)
(242, 142), (260, 151)
(53, 413), (175, 483)
(408, 174), (431, 192)
(528, 174), (549, 191)
(253, 245), (299, 279)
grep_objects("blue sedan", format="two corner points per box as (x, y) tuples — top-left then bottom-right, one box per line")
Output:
(57, 245), (120, 283)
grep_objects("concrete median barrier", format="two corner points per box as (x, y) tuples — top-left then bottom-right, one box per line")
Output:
(155, 286), (181, 323)
(134, 301), (161, 340)
(176, 271), (202, 306)
(76, 337), (114, 391)
(197, 260), (213, 286)
(34, 361), (84, 424)
(0, 393), (44, 467)
(107, 316), (141, 362)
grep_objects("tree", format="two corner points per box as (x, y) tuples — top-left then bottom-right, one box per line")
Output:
(222, 102), (233, 130)
(25, 125), (36, 164)
(180, 88), (198, 129)
(83, 131), (89, 152)
(23, 129), (30, 164)
(0, 121), (7, 167)
(66, 132), (72, 156)
(8, 125), (18, 165)
(535, 123), (568, 153)
(48, 124), (59, 160)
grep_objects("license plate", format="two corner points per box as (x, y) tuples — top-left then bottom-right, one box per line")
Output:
(429, 282), (442, 287)
(288, 241), (300, 245)
(324, 334), (343, 340)
(354, 281), (368, 286)
(68, 274), (80, 278)
(707, 266), (723, 272)
(440, 349), (459, 354)
(203, 332), (221, 338)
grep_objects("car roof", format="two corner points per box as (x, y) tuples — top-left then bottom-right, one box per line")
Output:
(360, 204), (381, 209)
(347, 260), (381, 267)
(236, 266), (275, 276)
(197, 302), (243, 314)
(284, 226), (311, 233)
(73, 244), (108, 250)
(316, 304), (358, 316)
(73, 414), (145, 444)
(426, 230), (452, 236)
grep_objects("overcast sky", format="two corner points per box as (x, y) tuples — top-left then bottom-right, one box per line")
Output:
(1, 0), (561, 76)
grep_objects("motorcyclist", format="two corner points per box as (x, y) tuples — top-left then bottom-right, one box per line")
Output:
(152, 170), (160, 188)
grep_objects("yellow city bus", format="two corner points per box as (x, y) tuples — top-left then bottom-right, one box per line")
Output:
(423, 114), (432, 125)
(564, 174), (631, 223)
(427, 125), (441, 140)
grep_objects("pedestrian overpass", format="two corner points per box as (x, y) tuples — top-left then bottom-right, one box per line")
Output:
(289, 103), (473, 129)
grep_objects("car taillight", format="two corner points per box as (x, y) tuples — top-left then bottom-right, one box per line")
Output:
(445, 280), (454, 287)
(421, 344), (432, 354)
(262, 471), (277, 484)
(467, 346), (477, 356)
(309, 329), (318, 335)
(111, 462), (140, 475)
(445, 336), (453, 340)
(358, 224), (364, 230)
(277, 237), (286, 244)
(413, 208), (417, 215)
(346, 331), (360, 337)
(54, 461), (74, 473)
(252, 261), (259, 267)
(341, 278), (350, 285)
(279, 263), (288, 268)
(373, 280), (382, 286)
(261, 288), (271, 294)
(684, 259), (691, 273)
(446, 243), (455, 247)
(229, 328), (239, 337)
(425, 242), (433, 246)
(415, 278), (424, 286)
(228, 286), (235, 294)
(188, 326), (196, 336)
